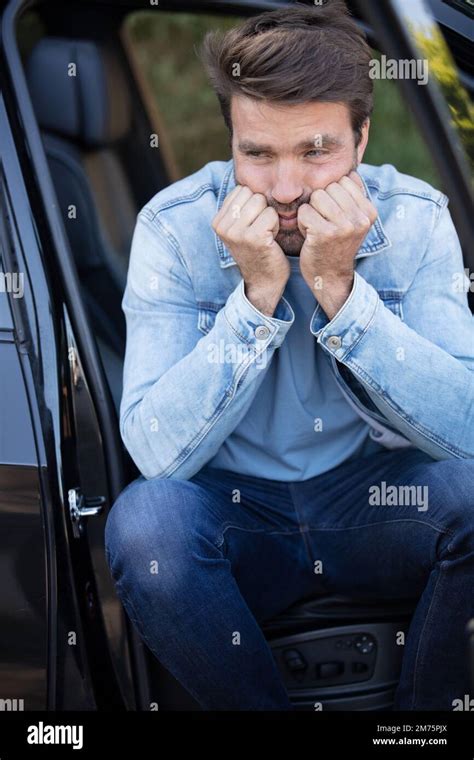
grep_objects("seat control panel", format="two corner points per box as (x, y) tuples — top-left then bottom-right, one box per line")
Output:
(274, 632), (377, 687)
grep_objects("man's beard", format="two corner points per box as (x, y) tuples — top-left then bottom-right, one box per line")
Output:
(274, 224), (306, 256)
(235, 153), (359, 257)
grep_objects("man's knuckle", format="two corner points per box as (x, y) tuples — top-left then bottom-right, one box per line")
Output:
(226, 227), (238, 244)
(325, 225), (339, 239)
(356, 216), (371, 231)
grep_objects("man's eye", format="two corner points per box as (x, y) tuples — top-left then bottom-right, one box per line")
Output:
(305, 149), (326, 158)
(247, 151), (266, 157)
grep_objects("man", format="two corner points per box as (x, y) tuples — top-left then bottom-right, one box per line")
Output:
(105, 1), (474, 711)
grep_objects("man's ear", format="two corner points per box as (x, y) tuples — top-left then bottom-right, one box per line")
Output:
(356, 119), (370, 164)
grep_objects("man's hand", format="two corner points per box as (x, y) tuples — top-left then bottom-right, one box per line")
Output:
(212, 185), (290, 317)
(297, 171), (378, 319)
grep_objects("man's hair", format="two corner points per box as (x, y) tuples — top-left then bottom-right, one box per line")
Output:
(199, 0), (373, 145)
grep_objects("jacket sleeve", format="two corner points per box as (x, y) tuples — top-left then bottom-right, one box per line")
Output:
(310, 203), (474, 460)
(120, 211), (294, 479)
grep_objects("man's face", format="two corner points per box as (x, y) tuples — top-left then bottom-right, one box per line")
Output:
(231, 96), (370, 255)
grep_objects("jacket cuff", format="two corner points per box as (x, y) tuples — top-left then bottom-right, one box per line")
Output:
(224, 279), (295, 349)
(310, 272), (380, 360)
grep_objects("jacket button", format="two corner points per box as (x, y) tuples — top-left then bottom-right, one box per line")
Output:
(255, 325), (270, 340)
(327, 335), (342, 349)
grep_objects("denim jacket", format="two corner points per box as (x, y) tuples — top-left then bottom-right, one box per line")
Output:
(120, 159), (474, 480)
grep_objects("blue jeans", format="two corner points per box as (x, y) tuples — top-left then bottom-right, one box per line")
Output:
(104, 448), (474, 710)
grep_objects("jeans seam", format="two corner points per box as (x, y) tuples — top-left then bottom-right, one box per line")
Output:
(113, 577), (165, 663)
(287, 483), (318, 572)
(113, 578), (142, 629)
(303, 520), (455, 538)
(410, 560), (447, 710)
(216, 525), (304, 550)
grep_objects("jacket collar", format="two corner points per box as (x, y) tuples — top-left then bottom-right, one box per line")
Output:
(214, 160), (391, 269)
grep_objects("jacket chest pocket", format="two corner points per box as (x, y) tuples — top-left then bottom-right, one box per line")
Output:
(197, 301), (225, 335)
(377, 290), (404, 320)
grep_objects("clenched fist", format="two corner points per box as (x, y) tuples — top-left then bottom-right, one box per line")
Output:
(212, 185), (290, 317)
(297, 171), (378, 318)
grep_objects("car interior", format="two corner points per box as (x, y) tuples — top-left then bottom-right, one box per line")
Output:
(13, 0), (472, 710)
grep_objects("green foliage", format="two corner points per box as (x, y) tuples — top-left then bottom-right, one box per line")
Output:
(412, 26), (474, 181)
(366, 65), (440, 187)
(127, 12), (236, 176)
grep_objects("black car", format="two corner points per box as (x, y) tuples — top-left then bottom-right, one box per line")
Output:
(0, 0), (472, 712)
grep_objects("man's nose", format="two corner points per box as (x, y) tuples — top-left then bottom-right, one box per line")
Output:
(271, 164), (304, 206)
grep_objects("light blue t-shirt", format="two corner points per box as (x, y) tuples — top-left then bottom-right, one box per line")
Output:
(207, 256), (380, 481)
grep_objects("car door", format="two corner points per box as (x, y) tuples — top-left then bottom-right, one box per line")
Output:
(0, 94), (99, 710)
(0, 1), (145, 710)
(0, 210), (47, 710)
